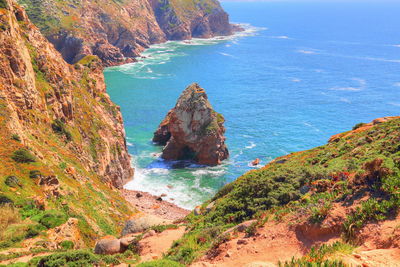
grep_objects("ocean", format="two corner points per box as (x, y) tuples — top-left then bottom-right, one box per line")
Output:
(104, 1), (400, 209)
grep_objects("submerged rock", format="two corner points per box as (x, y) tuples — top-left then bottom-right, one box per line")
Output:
(153, 83), (229, 166)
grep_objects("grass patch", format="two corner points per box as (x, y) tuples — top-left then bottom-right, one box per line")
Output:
(11, 149), (36, 163)
(51, 119), (72, 141)
(137, 259), (185, 267)
(150, 224), (178, 233)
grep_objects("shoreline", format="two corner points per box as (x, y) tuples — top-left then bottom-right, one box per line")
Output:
(113, 25), (250, 214)
(104, 23), (254, 72)
(121, 189), (191, 221)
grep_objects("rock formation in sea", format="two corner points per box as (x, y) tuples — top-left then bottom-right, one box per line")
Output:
(18, 0), (237, 66)
(153, 83), (229, 166)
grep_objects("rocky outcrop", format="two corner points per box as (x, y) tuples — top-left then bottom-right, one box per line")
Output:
(149, 0), (233, 40)
(0, 1), (133, 188)
(122, 213), (171, 236)
(0, 0), (135, 247)
(18, 0), (165, 66)
(18, 0), (237, 66)
(153, 83), (228, 166)
(94, 236), (124, 255)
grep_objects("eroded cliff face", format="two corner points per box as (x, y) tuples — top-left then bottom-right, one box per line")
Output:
(153, 83), (229, 166)
(0, 0), (134, 244)
(18, 0), (166, 66)
(17, 0), (235, 66)
(149, 0), (233, 40)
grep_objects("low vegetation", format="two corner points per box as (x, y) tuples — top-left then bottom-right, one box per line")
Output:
(51, 119), (72, 141)
(161, 118), (400, 264)
(137, 259), (185, 267)
(11, 149), (36, 163)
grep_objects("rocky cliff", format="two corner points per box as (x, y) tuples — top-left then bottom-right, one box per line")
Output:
(17, 0), (236, 66)
(149, 0), (233, 40)
(0, 0), (134, 248)
(153, 83), (228, 166)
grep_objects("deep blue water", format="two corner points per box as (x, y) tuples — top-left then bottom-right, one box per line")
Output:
(105, 1), (400, 209)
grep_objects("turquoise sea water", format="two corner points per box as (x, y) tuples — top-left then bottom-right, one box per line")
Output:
(105, 1), (400, 209)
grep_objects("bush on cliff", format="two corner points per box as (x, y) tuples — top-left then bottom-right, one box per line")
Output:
(36, 210), (68, 229)
(51, 119), (72, 141)
(11, 134), (21, 142)
(4, 176), (22, 188)
(30, 250), (101, 267)
(11, 149), (36, 163)
(0, 0), (7, 9)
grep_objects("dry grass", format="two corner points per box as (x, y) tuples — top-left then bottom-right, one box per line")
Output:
(0, 204), (21, 238)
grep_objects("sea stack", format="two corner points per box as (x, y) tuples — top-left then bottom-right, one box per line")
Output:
(153, 83), (229, 166)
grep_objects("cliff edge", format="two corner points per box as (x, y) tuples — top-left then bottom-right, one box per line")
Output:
(0, 0), (133, 250)
(17, 0), (237, 66)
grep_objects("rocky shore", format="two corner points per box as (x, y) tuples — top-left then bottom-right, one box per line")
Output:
(121, 189), (190, 221)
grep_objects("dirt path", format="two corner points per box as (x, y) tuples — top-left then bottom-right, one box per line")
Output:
(0, 252), (50, 265)
(191, 222), (306, 267)
(139, 226), (186, 262)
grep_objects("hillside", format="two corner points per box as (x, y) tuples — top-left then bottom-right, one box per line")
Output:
(161, 116), (400, 266)
(0, 0), (134, 255)
(17, 0), (235, 66)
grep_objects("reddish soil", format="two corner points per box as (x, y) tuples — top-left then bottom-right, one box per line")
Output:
(139, 226), (187, 262)
(121, 189), (190, 221)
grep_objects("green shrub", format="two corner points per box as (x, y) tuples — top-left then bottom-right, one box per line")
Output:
(11, 149), (36, 163)
(59, 240), (74, 250)
(0, 195), (13, 205)
(279, 258), (346, 267)
(11, 134), (21, 142)
(51, 119), (72, 141)
(279, 242), (352, 266)
(150, 224), (178, 233)
(76, 55), (99, 67)
(29, 170), (41, 179)
(101, 255), (120, 265)
(4, 176), (22, 188)
(244, 221), (258, 237)
(0, 0), (8, 9)
(137, 259), (185, 267)
(0, 240), (13, 249)
(31, 250), (101, 266)
(59, 162), (67, 170)
(25, 224), (45, 239)
(352, 122), (366, 130)
(0, 263), (28, 267)
(309, 201), (332, 224)
(20, 203), (42, 219)
(37, 210), (68, 229)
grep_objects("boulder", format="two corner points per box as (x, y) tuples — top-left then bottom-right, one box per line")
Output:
(153, 83), (229, 166)
(94, 236), (121, 255)
(121, 213), (170, 236)
(194, 206), (202, 216)
(205, 201), (215, 213)
(120, 236), (137, 247)
(251, 158), (260, 166)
